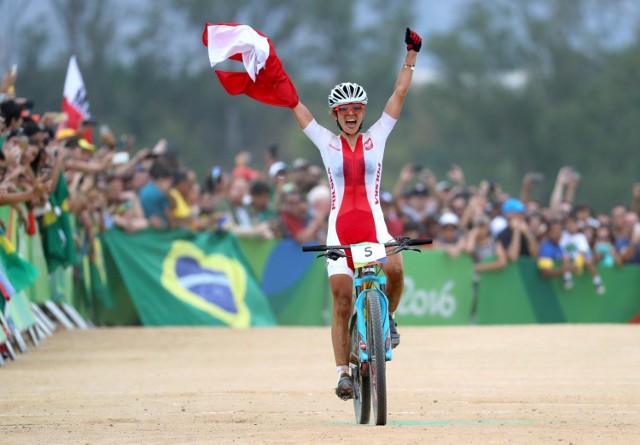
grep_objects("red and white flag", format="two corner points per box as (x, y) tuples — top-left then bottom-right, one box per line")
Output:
(62, 55), (92, 141)
(202, 22), (299, 108)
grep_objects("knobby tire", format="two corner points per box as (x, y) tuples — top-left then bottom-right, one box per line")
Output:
(350, 316), (371, 424)
(367, 291), (387, 425)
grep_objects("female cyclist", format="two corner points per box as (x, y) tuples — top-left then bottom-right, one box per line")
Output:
(291, 28), (422, 400)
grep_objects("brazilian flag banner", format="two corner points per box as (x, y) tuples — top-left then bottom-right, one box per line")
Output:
(38, 172), (77, 272)
(102, 228), (276, 327)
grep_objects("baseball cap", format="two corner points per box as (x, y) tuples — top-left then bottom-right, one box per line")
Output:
(292, 158), (309, 170)
(78, 138), (96, 152)
(438, 212), (460, 226)
(437, 180), (451, 191)
(380, 191), (394, 204)
(55, 128), (77, 140)
(410, 182), (429, 197)
(502, 198), (525, 215)
(268, 161), (287, 178)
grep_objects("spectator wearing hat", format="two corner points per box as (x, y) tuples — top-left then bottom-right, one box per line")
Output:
(63, 134), (115, 175)
(268, 161), (287, 180)
(400, 182), (432, 231)
(434, 211), (464, 258)
(463, 213), (507, 273)
(497, 197), (539, 261)
(394, 164), (439, 226)
(267, 160), (288, 207)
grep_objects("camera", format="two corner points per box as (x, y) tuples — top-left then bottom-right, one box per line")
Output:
(112, 152), (131, 165)
(567, 167), (581, 181)
(527, 172), (545, 183)
(211, 166), (222, 183)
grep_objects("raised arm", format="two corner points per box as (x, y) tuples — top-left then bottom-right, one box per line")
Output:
(291, 101), (314, 130)
(383, 28), (421, 119)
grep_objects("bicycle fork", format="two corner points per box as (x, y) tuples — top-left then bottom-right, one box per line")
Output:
(353, 274), (393, 363)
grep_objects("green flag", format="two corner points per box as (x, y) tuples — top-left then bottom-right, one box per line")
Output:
(103, 228), (276, 327)
(0, 234), (39, 293)
(0, 206), (39, 294)
(38, 172), (78, 272)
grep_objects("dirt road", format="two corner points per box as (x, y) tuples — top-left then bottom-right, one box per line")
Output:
(1, 325), (639, 444)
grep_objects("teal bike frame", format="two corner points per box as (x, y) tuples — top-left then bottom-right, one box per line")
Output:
(353, 265), (393, 363)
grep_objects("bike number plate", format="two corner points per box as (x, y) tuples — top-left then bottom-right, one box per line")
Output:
(351, 242), (387, 268)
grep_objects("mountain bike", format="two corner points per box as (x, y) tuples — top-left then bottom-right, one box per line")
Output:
(302, 237), (431, 425)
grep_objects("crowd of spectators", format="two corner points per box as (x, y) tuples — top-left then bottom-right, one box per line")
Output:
(1, 67), (639, 295)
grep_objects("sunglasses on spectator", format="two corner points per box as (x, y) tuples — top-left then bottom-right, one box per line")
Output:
(334, 104), (366, 115)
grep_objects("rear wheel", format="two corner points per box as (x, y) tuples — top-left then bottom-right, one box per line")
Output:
(350, 315), (370, 424)
(367, 291), (387, 425)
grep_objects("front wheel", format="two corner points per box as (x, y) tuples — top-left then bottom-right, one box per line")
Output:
(367, 291), (387, 425)
(350, 315), (370, 424)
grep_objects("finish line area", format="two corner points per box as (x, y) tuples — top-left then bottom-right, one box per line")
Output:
(1, 325), (638, 444)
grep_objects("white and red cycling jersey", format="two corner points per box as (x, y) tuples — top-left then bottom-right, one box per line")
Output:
(303, 112), (397, 256)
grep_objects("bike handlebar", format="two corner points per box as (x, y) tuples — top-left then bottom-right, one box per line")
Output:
(301, 238), (432, 252)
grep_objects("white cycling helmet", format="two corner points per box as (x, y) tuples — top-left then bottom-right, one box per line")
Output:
(327, 82), (368, 108)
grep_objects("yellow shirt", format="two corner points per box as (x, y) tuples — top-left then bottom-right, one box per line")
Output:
(169, 189), (191, 219)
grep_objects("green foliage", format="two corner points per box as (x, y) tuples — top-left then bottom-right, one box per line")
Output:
(9, 0), (640, 210)
(420, 0), (640, 210)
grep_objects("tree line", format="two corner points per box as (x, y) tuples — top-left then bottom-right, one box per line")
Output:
(5, 0), (639, 211)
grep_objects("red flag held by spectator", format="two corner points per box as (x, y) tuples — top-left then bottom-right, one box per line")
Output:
(62, 55), (93, 142)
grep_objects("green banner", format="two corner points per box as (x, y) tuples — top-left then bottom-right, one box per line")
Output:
(237, 238), (331, 325)
(5, 291), (36, 331)
(97, 243), (141, 325)
(23, 228), (52, 304)
(476, 258), (640, 324)
(103, 228), (276, 327)
(396, 249), (475, 325)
